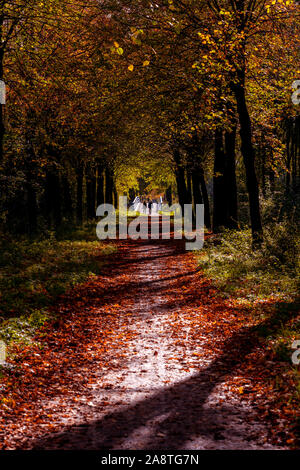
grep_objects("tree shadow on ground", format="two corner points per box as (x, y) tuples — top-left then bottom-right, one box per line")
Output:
(27, 299), (299, 450)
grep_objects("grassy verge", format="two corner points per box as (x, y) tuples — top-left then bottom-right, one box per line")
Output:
(197, 223), (300, 442)
(199, 225), (299, 302)
(0, 223), (117, 351)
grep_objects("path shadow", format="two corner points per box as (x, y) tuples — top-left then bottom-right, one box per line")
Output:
(26, 300), (299, 450)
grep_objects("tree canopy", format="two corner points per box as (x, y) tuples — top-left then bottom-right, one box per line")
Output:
(0, 0), (299, 242)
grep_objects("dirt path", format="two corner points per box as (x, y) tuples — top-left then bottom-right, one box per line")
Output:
(1, 233), (286, 450)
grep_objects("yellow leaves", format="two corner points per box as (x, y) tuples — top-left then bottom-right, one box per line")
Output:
(111, 42), (124, 55)
(197, 32), (214, 46)
(174, 25), (181, 35)
(143, 60), (150, 67)
(265, 0), (277, 11)
(132, 36), (142, 46)
(1, 397), (16, 408)
(131, 29), (144, 46)
(128, 64), (134, 72)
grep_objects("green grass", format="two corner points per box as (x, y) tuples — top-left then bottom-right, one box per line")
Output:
(198, 225), (299, 304)
(198, 223), (300, 420)
(198, 226), (300, 349)
(0, 223), (117, 348)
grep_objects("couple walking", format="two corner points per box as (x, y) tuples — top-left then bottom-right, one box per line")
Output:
(132, 196), (162, 216)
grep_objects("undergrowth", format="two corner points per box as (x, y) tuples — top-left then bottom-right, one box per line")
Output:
(198, 220), (300, 437)
(0, 223), (116, 351)
(199, 223), (299, 302)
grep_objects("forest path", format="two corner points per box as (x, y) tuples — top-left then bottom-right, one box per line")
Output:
(2, 229), (285, 450)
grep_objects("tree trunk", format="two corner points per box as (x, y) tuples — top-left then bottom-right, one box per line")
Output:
(97, 164), (105, 208)
(192, 171), (203, 229)
(113, 183), (118, 209)
(213, 129), (227, 232)
(192, 171), (203, 207)
(86, 165), (96, 219)
(186, 171), (193, 205)
(213, 125), (238, 232)
(62, 172), (73, 221)
(27, 181), (38, 235)
(45, 168), (62, 229)
(76, 163), (83, 225)
(224, 125), (238, 229)
(232, 74), (263, 246)
(261, 147), (267, 197)
(0, 44), (4, 164)
(173, 148), (188, 212)
(286, 122), (291, 194)
(53, 171), (62, 228)
(24, 131), (38, 234)
(187, 140), (211, 231)
(199, 169), (211, 231)
(105, 167), (114, 205)
(129, 188), (136, 203)
(165, 186), (172, 206)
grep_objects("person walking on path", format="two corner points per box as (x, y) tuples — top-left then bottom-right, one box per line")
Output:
(158, 196), (163, 212)
(148, 199), (152, 216)
(141, 198), (146, 214)
(132, 196), (140, 212)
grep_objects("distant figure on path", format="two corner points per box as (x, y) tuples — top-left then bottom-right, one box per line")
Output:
(148, 199), (152, 216)
(158, 196), (163, 212)
(152, 199), (158, 215)
(141, 198), (146, 214)
(132, 196), (140, 212)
